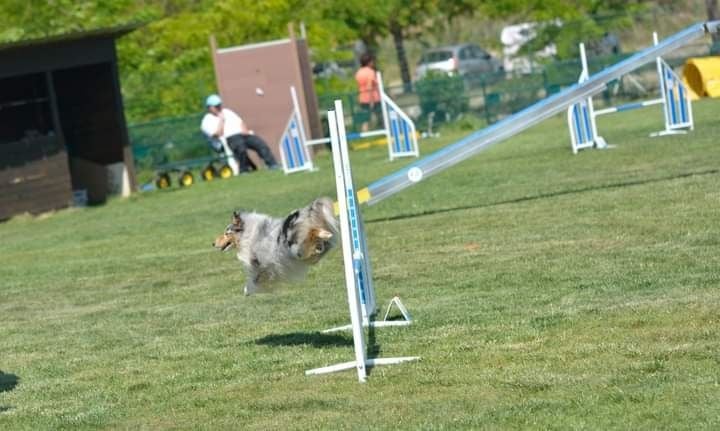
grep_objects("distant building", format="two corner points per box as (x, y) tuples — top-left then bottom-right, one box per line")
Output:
(0, 24), (140, 220)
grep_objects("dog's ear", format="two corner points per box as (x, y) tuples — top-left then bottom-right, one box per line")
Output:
(231, 210), (244, 232)
(282, 210), (300, 240)
(311, 197), (332, 213)
(311, 197), (338, 228)
(316, 229), (333, 240)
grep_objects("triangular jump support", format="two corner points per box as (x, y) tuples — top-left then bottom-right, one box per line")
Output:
(383, 296), (413, 323)
(323, 295), (413, 333)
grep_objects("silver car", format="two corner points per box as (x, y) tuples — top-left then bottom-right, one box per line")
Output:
(416, 44), (503, 80)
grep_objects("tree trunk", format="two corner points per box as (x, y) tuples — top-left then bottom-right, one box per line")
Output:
(708, 0), (719, 42)
(390, 21), (413, 93)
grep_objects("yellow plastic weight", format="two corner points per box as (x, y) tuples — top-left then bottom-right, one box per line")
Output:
(155, 173), (171, 189)
(219, 164), (233, 179)
(180, 171), (194, 187)
(202, 166), (216, 181)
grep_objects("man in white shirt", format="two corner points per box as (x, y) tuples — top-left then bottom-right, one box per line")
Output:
(201, 94), (278, 172)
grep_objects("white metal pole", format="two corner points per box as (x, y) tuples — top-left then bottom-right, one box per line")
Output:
(289, 85), (314, 171)
(653, 32), (672, 133)
(219, 137), (240, 175)
(376, 72), (393, 160)
(579, 43), (589, 80)
(334, 100), (375, 320)
(328, 102), (368, 383)
(290, 86), (309, 143)
(579, 44), (601, 145)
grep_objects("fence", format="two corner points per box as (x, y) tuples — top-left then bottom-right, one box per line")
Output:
(129, 114), (205, 171)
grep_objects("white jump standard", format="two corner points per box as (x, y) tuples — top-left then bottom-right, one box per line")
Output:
(568, 32), (694, 154)
(278, 72), (419, 174)
(278, 86), (315, 173)
(305, 100), (418, 382)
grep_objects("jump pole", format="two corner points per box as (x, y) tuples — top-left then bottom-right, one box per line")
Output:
(305, 99), (419, 382)
(320, 93), (414, 332)
(319, 93), (414, 332)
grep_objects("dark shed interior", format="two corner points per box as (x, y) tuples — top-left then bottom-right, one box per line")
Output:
(0, 25), (139, 220)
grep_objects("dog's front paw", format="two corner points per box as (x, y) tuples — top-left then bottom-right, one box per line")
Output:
(243, 284), (255, 296)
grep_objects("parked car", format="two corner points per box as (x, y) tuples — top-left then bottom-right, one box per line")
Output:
(416, 44), (503, 80)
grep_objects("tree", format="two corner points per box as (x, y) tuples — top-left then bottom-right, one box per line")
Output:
(118, 0), (319, 121)
(387, 0), (439, 92)
(0, 0), (158, 42)
(312, 0), (442, 92)
(0, 0), (341, 121)
(708, 0), (719, 43)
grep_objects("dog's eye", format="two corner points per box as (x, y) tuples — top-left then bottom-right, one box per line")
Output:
(315, 242), (325, 253)
(225, 223), (242, 234)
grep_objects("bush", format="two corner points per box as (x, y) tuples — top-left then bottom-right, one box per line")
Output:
(314, 76), (357, 102)
(415, 72), (469, 123)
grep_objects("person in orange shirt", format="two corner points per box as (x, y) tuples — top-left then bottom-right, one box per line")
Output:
(354, 53), (381, 132)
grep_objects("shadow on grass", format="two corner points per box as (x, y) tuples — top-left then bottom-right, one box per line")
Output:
(367, 169), (720, 224)
(0, 371), (19, 414)
(366, 324), (381, 376)
(0, 371), (19, 393)
(255, 331), (353, 348)
(256, 329), (385, 375)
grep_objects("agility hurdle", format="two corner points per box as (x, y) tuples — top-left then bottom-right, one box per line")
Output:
(278, 72), (419, 174)
(305, 100), (418, 382)
(320, 94), (413, 332)
(345, 22), (719, 206)
(568, 33), (694, 154)
(278, 86), (315, 173)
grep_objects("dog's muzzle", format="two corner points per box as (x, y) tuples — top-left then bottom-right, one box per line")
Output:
(213, 235), (234, 252)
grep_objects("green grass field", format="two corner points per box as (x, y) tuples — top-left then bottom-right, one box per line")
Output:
(2, 100), (719, 430)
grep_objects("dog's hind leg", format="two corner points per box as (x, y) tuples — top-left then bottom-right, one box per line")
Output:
(243, 280), (257, 296)
(243, 269), (259, 296)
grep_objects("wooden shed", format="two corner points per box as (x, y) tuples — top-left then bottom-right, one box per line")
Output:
(0, 25), (139, 221)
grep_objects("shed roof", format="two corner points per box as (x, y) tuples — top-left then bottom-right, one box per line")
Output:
(0, 22), (144, 53)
